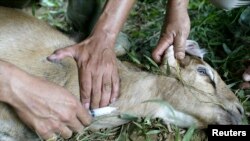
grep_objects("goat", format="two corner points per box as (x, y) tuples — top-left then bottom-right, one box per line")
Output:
(0, 6), (244, 141)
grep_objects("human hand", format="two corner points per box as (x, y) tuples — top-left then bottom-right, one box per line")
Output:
(47, 0), (136, 110)
(240, 60), (250, 89)
(152, 0), (190, 63)
(47, 32), (119, 109)
(0, 61), (91, 140)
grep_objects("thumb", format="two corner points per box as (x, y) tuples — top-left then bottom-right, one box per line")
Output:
(173, 34), (186, 60)
(47, 45), (77, 62)
(152, 33), (174, 63)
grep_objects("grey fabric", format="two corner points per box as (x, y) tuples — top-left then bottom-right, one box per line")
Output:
(66, 0), (102, 38)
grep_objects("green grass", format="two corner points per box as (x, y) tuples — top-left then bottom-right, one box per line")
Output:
(34, 0), (249, 140)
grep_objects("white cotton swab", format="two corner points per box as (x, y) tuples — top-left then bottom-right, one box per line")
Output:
(89, 107), (117, 117)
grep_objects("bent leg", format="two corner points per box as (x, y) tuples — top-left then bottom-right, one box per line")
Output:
(66, 0), (102, 40)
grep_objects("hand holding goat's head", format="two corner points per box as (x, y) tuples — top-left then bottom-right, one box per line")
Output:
(156, 40), (244, 128)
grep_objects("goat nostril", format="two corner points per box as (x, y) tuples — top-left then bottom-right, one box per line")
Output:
(223, 104), (244, 125)
(236, 105), (244, 115)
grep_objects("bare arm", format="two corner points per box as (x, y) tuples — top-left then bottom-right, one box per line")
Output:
(152, 0), (190, 62)
(0, 60), (91, 140)
(48, 0), (136, 109)
(92, 0), (136, 41)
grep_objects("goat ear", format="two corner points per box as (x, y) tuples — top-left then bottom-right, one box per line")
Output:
(161, 45), (176, 66)
(160, 40), (205, 74)
(185, 40), (206, 59)
(160, 45), (177, 75)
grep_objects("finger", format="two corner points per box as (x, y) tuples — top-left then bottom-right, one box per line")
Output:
(152, 33), (174, 63)
(47, 45), (77, 62)
(100, 70), (112, 107)
(79, 65), (92, 109)
(91, 71), (102, 109)
(243, 66), (250, 82)
(110, 66), (119, 104)
(67, 117), (84, 133)
(76, 103), (92, 126)
(56, 126), (73, 139)
(239, 82), (250, 89)
(173, 33), (186, 60)
(36, 124), (56, 141)
(44, 133), (57, 141)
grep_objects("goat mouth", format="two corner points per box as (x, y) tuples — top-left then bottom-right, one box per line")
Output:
(213, 102), (244, 125)
(227, 110), (244, 125)
(218, 106), (244, 125)
(212, 106), (244, 125)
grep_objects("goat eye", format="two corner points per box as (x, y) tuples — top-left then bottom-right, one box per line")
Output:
(196, 65), (216, 88)
(197, 67), (207, 75)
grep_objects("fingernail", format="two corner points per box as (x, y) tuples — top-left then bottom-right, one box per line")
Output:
(84, 103), (90, 109)
(110, 98), (116, 103)
(155, 56), (161, 63)
(176, 52), (185, 60)
(47, 55), (60, 63)
(47, 54), (57, 61)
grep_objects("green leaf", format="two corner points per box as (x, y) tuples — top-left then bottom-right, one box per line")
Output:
(127, 52), (141, 65)
(132, 121), (143, 129)
(119, 114), (138, 121)
(41, 0), (57, 7)
(182, 126), (195, 141)
(146, 130), (161, 135)
(115, 126), (130, 141)
(227, 81), (240, 88)
(166, 60), (171, 76)
(237, 89), (245, 99)
(222, 43), (232, 55)
(142, 116), (152, 126)
(175, 128), (181, 141)
(143, 55), (159, 68)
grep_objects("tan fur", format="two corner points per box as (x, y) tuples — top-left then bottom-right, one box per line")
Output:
(0, 7), (243, 141)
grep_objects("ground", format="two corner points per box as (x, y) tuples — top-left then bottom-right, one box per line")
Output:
(29, 0), (250, 140)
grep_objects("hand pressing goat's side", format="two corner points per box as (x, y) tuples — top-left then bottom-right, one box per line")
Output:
(0, 7), (244, 141)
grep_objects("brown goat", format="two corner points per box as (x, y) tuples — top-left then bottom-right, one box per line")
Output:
(0, 6), (244, 141)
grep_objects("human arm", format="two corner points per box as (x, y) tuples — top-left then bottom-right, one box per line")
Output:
(152, 0), (190, 62)
(48, 0), (136, 109)
(0, 60), (91, 140)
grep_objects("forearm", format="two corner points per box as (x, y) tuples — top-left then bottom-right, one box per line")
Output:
(161, 0), (189, 33)
(0, 60), (14, 103)
(152, 0), (190, 61)
(91, 0), (136, 44)
(0, 60), (30, 105)
(167, 0), (189, 10)
(165, 0), (189, 25)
